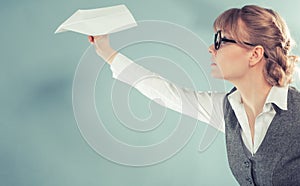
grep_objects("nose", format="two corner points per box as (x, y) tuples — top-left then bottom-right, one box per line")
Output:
(208, 44), (216, 55)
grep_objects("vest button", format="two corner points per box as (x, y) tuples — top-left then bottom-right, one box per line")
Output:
(244, 161), (250, 168)
(246, 177), (253, 184)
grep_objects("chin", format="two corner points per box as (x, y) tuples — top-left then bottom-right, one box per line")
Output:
(210, 72), (225, 79)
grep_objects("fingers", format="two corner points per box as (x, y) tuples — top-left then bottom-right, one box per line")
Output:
(88, 36), (94, 43)
(94, 35), (108, 40)
(88, 35), (108, 44)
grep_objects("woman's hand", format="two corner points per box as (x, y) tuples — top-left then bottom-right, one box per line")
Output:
(88, 35), (118, 64)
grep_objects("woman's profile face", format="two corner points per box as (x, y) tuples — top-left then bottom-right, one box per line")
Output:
(208, 29), (252, 82)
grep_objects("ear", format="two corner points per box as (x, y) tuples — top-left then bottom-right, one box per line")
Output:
(249, 46), (265, 66)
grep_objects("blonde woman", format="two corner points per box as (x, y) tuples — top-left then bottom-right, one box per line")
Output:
(88, 5), (299, 185)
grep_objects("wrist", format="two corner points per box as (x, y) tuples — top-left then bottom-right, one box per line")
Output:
(106, 50), (118, 64)
(96, 48), (117, 64)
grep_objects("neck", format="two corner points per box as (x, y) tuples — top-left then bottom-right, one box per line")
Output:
(231, 71), (272, 116)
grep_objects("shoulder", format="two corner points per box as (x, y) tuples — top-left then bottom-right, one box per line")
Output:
(287, 86), (300, 110)
(288, 86), (300, 99)
(223, 87), (236, 111)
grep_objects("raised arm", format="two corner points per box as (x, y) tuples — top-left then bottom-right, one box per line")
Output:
(88, 35), (226, 133)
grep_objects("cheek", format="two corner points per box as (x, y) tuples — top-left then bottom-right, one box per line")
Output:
(215, 49), (249, 78)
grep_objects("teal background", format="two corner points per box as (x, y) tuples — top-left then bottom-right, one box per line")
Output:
(1, 0), (300, 185)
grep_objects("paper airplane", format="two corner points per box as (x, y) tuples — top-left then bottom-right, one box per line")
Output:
(54, 4), (137, 35)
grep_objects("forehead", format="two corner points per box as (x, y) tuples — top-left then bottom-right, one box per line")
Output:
(214, 19), (248, 41)
(214, 28), (234, 40)
(214, 29), (231, 38)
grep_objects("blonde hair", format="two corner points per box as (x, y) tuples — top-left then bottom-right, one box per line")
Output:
(214, 5), (299, 86)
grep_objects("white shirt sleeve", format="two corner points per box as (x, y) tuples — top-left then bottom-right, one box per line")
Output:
(110, 53), (226, 133)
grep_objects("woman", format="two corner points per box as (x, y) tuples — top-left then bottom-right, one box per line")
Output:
(88, 5), (300, 185)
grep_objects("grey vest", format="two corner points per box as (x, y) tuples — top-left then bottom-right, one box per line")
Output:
(224, 87), (300, 186)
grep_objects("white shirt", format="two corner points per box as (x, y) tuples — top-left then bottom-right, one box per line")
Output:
(110, 53), (289, 155)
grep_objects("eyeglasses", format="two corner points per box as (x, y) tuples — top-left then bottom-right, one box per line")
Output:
(214, 30), (268, 58)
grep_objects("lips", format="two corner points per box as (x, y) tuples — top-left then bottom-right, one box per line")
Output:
(210, 58), (217, 66)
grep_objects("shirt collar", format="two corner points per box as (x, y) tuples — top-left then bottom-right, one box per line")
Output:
(228, 86), (288, 111)
(265, 86), (288, 110)
(227, 89), (242, 104)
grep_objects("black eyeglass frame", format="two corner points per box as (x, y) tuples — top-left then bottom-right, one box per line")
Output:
(214, 30), (268, 58)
